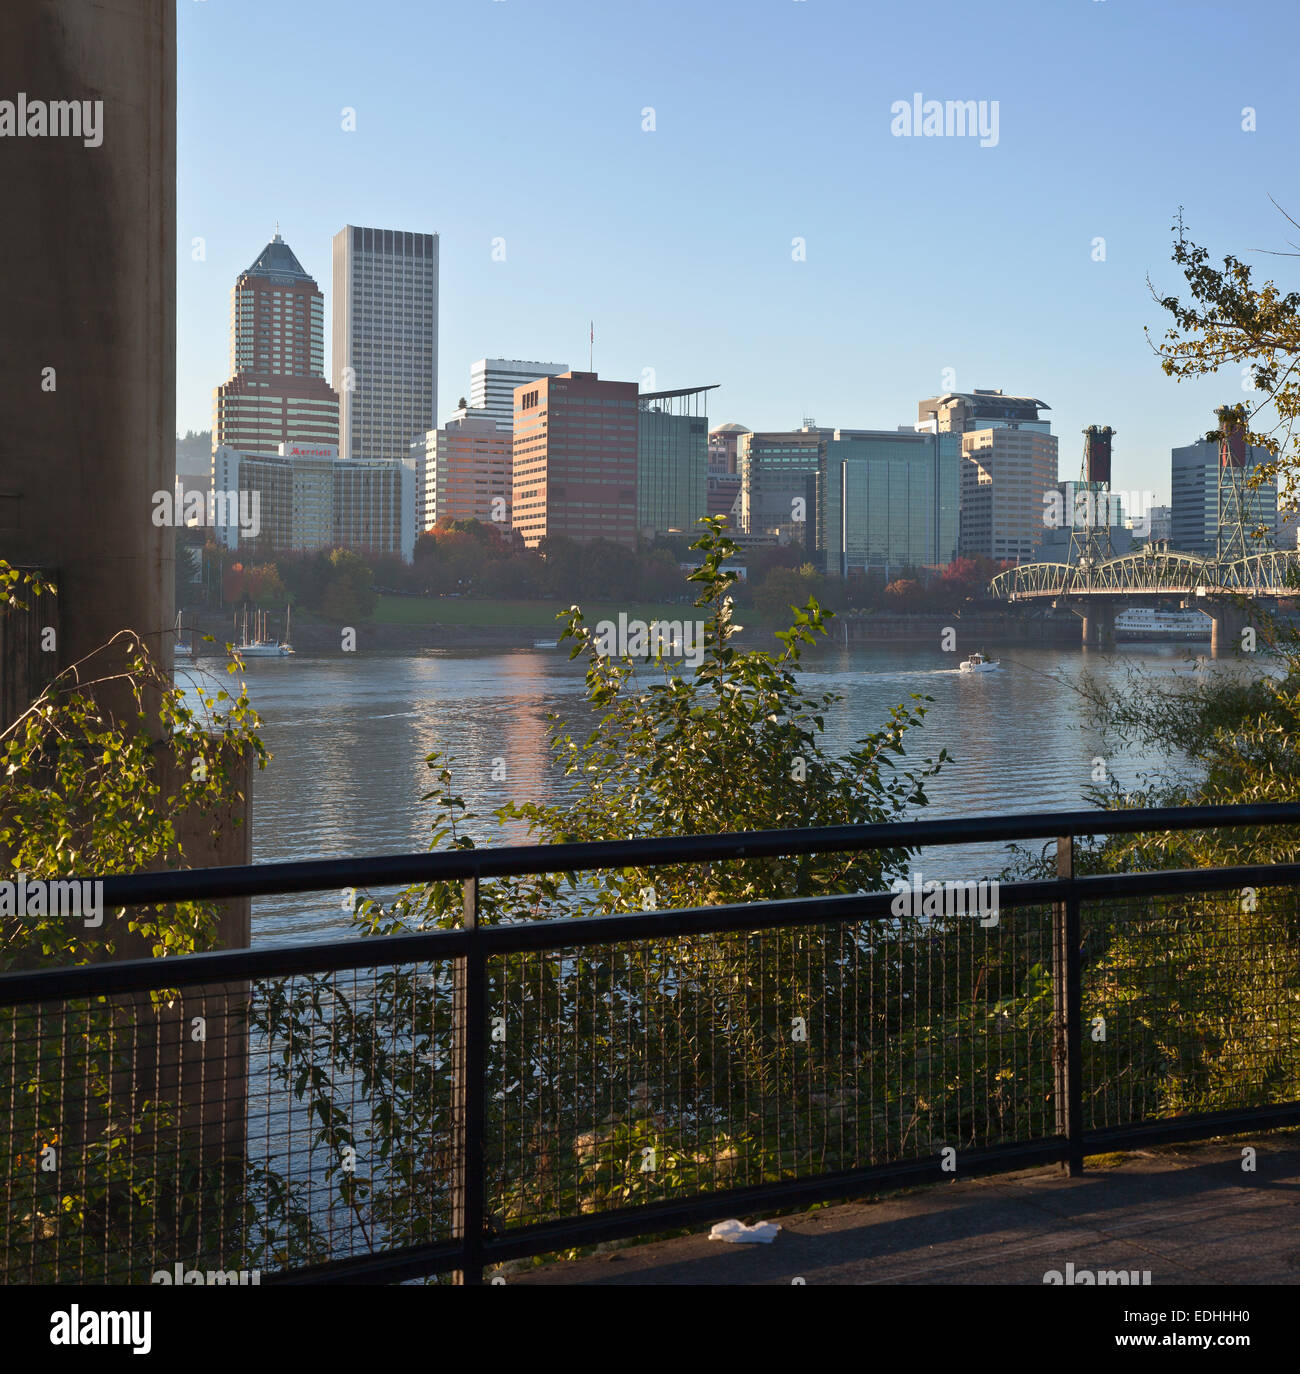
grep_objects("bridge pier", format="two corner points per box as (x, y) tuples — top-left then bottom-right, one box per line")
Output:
(1063, 599), (1114, 647)
(1207, 600), (1248, 655)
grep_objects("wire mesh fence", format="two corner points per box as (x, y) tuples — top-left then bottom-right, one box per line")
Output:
(486, 909), (1058, 1233)
(4, 813), (1300, 1284)
(1080, 885), (1300, 1132)
(1, 954), (460, 1284)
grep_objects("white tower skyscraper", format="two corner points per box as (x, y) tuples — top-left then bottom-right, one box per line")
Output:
(332, 224), (439, 463)
(467, 358), (569, 430)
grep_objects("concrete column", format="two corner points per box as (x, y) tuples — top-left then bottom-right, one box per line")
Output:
(1076, 599), (1114, 647)
(0, 5), (251, 1247)
(0, 1), (175, 713)
(1208, 600), (1248, 655)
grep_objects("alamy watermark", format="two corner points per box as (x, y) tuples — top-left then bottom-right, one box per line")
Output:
(151, 1262), (261, 1285)
(890, 873), (999, 926)
(0, 93), (103, 148)
(49, 1307), (150, 1354)
(152, 488), (261, 541)
(1, 874), (103, 928)
(1043, 1262), (1151, 1286)
(1043, 488), (1157, 534)
(593, 614), (705, 669)
(890, 93), (999, 147)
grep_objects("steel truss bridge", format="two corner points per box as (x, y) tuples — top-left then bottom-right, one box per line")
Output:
(990, 548), (1300, 601)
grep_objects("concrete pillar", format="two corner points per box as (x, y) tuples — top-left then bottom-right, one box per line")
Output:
(0, 1), (175, 714)
(1073, 599), (1114, 647)
(0, 5), (251, 1261)
(1208, 600), (1248, 655)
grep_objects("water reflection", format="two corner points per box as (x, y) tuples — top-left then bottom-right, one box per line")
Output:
(179, 640), (1249, 946)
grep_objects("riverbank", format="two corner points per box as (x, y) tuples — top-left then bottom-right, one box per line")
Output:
(182, 598), (1072, 652)
(843, 611), (1081, 645)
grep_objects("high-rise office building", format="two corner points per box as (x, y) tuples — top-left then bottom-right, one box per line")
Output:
(732, 424), (958, 572)
(332, 224), (439, 463)
(468, 358), (569, 430)
(819, 429), (960, 575)
(416, 413), (515, 532)
(914, 390), (1056, 561)
(1171, 438), (1277, 557)
(512, 371), (639, 548)
(959, 427), (1059, 561)
(708, 422), (750, 474)
(637, 385), (715, 538)
(917, 389), (1052, 435)
(737, 425), (831, 550)
(212, 231), (339, 459)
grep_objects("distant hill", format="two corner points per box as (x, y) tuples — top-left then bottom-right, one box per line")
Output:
(176, 429), (212, 476)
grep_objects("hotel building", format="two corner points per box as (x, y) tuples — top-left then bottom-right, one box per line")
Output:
(958, 427), (1058, 561)
(213, 442), (416, 561)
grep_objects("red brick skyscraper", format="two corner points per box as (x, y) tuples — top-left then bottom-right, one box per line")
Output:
(512, 371), (639, 548)
(212, 231), (339, 459)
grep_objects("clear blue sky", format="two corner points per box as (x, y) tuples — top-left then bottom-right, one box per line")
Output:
(178, 0), (1300, 503)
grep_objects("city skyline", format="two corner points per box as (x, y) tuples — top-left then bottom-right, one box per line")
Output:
(176, 0), (1300, 508)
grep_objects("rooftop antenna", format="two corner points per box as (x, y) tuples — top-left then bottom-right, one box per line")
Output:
(588, 320), (593, 372)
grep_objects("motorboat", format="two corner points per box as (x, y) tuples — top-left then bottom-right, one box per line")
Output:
(959, 651), (1000, 673)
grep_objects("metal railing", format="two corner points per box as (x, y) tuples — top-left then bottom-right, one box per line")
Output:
(4, 803), (1300, 1285)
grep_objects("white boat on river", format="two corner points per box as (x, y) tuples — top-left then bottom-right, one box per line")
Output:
(959, 651), (1001, 673)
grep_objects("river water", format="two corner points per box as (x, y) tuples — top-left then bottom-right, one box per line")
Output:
(180, 640), (1243, 947)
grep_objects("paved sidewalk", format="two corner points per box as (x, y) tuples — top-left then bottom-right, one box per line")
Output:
(509, 1136), (1300, 1285)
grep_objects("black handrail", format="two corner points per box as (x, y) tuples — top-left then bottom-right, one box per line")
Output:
(51, 800), (1300, 907)
(5, 860), (1300, 1005)
(5, 800), (1300, 1287)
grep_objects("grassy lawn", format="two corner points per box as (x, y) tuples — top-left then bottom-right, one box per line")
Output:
(372, 594), (701, 630)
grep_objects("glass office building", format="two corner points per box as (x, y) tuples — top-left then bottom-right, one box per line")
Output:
(637, 386), (715, 537)
(737, 428), (830, 552)
(1171, 438), (1277, 557)
(819, 429), (960, 575)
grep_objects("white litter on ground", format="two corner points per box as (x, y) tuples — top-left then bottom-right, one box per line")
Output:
(708, 1219), (781, 1244)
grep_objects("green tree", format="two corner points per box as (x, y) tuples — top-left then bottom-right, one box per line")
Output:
(0, 561), (296, 1282)
(248, 518), (959, 1261)
(319, 548), (376, 622)
(579, 537), (636, 600)
(244, 561), (288, 609)
(1148, 205), (1300, 497)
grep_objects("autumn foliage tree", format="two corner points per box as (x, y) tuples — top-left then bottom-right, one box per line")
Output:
(1148, 203), (1300, 503)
